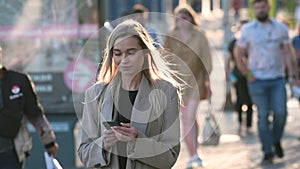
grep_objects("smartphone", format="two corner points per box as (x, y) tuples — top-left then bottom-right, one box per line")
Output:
(102, 121), (121, 129)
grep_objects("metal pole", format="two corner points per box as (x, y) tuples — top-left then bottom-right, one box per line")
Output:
(222, 0), (235, 111)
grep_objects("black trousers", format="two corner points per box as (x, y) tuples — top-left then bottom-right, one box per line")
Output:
(0, 148), (22, 169)
(234, 77), (253, 127)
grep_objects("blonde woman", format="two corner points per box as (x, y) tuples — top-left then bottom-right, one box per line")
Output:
(78, 20), (182, 169)
(163, 4), (212, 169)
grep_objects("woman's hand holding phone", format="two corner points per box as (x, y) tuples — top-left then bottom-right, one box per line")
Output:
(111, 123), (138, 142)
(103, 121), (121, 129)
(102, 127), (118, 150)
(102, 121), (121, 149)
(102, 121), (137, 148)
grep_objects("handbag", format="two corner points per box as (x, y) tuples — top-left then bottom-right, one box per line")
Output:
(200, 100), (221, 146)
(44, 151), (63, 169)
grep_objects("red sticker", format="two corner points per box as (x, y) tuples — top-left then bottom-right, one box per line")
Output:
(11, 85), (20, 94)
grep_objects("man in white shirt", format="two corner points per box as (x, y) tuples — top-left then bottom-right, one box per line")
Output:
(235, 0), (297, 165)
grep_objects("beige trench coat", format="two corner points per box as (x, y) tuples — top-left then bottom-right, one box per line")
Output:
(164, 28), (212, 100)
(78, 76), (180, 169)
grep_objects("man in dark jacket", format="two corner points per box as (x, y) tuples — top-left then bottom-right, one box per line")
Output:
(0, 45), (58, 169)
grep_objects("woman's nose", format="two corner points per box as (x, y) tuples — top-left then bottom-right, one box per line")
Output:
(121, 54), (129, 63)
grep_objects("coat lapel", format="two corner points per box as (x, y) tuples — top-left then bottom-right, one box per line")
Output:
(131, 76), (152, 134)
(100, 85), (114, 122)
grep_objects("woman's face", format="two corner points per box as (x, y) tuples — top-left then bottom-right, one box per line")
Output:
(112, 36), (145, 76)
(176, 12), (193, 29)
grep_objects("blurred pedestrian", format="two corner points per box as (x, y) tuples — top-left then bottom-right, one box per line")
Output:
(232, 0), (242, 26)
(292, 23), (300, 72)
(235, 0), (298, 165)
(0, 45), (59, 169)
(291, 22), (300, 142)
(291, 24), (300, 101)
(226, 20), (253, 134)
(163, 4), (212, 169)
(130, 4), (161, 47)
(294, 0), (300, 28)
(78, 19), (182, 169)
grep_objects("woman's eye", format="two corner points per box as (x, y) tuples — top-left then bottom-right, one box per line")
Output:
(128, 50), (137, 55)
(128, 52), (135, 55)
(113, 52), (122, 56)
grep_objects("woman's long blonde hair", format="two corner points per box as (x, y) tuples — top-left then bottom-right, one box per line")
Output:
(97, 19), (184, 103)
(98, 19), (159, 83)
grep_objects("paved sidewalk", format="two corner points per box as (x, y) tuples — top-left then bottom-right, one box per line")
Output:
(172, 98), (300, 169)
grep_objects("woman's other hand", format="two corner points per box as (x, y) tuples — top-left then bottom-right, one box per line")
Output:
(103, 129), (118, 149)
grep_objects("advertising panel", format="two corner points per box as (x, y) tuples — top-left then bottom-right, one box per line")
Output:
(0, 0), (100, 113)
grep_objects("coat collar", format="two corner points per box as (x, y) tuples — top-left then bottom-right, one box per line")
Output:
(0, 67), (8, 81)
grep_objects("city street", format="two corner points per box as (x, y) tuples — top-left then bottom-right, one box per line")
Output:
(1, 1), (299, 169)
(172, 9), (300, 169)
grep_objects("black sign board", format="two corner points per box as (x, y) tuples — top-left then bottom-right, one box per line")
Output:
(28, 72), (84, 114)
